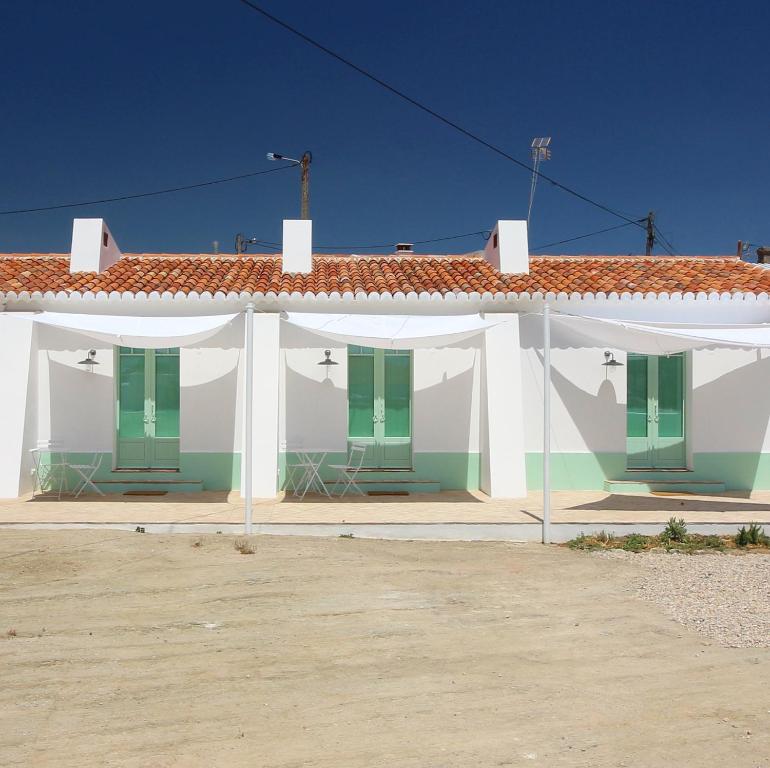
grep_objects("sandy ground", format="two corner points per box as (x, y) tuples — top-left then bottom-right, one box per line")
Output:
(1, 531), (768, 768)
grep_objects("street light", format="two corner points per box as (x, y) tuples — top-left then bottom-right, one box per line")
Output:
(267, 150), (312, 220)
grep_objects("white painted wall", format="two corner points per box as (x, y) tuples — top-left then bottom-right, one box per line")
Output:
(413, 344), (480, 453)
(520, 319), (770, 457)
(241, 313), (280, 498)
(14, 304), (769, 501)
(279, 324), (482, 455)
(0, 315), (37, 498)
(179, 322), (243, 452)
(36, 325), (115, 452)
(480, 315), (527, 497)
(690, 348), (770, 453)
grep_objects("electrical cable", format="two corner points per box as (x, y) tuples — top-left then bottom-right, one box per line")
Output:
(0, 164), (296, 216)
(235, 0), (647, 231)
(242, 221), (643, 254)
(652, 224), (678, 256)
(251, 229), (492, 252)
(529, 221), (643, 251)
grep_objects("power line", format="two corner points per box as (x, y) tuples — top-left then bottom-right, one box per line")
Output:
(0, 164), (296, 216)
(251, 229), (492, 251)
(652, 224), (678, 256)
(244, 222), (643, 254)
(530, 221), (643, 251)
(236, 0), (647, 231)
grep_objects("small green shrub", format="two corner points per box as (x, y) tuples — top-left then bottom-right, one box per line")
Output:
(622, 533), (648, 553)
(736, 526), (750, 547)
(747, 522), (768, 546)
(661, 517), (688, 543)
(567, 533), (595, 550)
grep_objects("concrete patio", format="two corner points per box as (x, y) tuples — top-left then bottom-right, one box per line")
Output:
(1, 490), (768, 542)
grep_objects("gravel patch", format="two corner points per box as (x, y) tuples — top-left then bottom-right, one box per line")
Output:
(595, 550), (770, 647)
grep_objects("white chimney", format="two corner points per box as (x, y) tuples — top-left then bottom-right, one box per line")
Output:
(483, 220), (529, 274)
(281, 219), (312, 274)
(69, 218), (122, 274)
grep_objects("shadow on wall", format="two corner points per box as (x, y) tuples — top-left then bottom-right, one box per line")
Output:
(283, 363), (347, 451)
(48, 358), (114, 452)
(42, 323), (243, 490)
(692, 352), (770, 489)
(526, 338), (770, 490)
(533, 349), (626, 486)
(179, 364), (239, 490)
(281, 330), (481, 490)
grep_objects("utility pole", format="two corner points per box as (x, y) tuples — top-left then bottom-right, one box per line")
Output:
(267, 150), (312, 219)
(300, 151), (312, 220)
(645, 211), (655, 256)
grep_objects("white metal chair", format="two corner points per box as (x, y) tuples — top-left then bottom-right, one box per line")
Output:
(70, 454), (105, 498)
(29, 441), (69, 499)
(329, 444), (368, 497)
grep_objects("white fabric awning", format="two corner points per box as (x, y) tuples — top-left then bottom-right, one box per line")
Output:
(548, 313), (770, 354)
(282, 312), (507, 349)
(31, 312), (238, 349)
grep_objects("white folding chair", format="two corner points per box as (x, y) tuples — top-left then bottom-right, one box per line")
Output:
(29, 441), (69, 499)
(329, 444), (368, 497)
(70, 454), (105, 498)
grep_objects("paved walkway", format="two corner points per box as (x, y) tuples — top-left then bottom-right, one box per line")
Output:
(1, 489), (769, 525)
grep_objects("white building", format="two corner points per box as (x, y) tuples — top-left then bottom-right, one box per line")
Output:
(1, 218), (769, 501)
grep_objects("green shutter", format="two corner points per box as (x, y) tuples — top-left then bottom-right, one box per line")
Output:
(348, 349), (375, 438)
(658, 354), (684, 438)
(118, 349), (146, 439)
(154, 350), (180, 438)
(626, 354), (648, 438)
(383, 352), (411, 438)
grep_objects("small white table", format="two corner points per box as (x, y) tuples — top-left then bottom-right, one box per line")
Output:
(287, 450), (330, 499)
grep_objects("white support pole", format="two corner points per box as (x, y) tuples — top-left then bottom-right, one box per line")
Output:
(542, 303), (551, 544)
(244, 303), (254, 535)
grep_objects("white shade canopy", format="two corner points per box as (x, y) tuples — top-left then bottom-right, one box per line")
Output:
(30, 312), (238, 349)
(547, 312), (770, 354)
(282, 312), (508, 349)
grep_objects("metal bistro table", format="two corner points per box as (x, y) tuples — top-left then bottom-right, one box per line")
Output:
(286, 447), (330, 499)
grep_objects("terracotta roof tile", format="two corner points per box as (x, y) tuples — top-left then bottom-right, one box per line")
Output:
(0, 253), (768, 297)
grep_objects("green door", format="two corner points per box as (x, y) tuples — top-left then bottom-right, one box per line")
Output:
(348, 346), (412, 468)
(626, 353), (685, 469)
(116, 347), (180, 469)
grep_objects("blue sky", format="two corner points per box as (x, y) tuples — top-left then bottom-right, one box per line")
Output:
(1, 0), (768, 255)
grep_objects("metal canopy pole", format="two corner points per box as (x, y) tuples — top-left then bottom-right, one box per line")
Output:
(244, 303), (255, 534)
(542, 303), (551, 544)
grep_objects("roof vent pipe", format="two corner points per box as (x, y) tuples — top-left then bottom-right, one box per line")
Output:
(395, 243), (413, 254)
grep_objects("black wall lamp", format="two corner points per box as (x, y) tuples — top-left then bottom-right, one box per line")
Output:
(602, 351), (623, 367)
(318, 349), (338, 366)
(78, 349), (98, 372)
